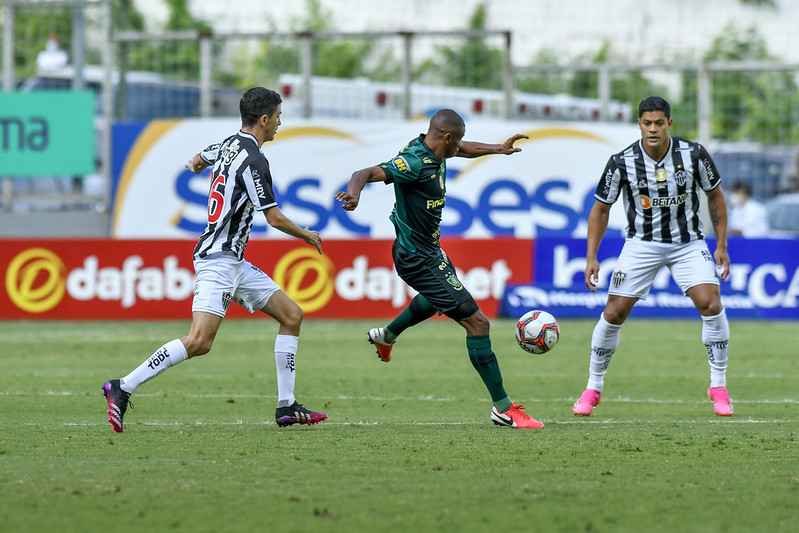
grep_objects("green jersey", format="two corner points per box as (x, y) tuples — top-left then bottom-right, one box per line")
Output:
(378, 134), (447, 256)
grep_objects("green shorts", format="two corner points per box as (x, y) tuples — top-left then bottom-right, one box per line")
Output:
(392, 241), (479, 321)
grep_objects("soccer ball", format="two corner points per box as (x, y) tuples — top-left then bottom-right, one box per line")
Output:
(515, 310), (560, 354)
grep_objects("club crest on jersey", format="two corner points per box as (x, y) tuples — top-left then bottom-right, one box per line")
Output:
(392, 156), (411, 173)
(611, 270), (627, 288)
(222, 290), (233, 311)
(445, 272), (464, 291)
(673, 168), (687, 186)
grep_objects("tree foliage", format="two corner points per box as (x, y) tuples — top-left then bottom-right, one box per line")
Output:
(427, 3), (504, 89)
(680, 25), (799, 142)
(232, 0), (388, 89)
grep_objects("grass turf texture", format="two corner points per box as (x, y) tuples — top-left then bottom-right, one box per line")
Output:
(0, 319), (797, 533)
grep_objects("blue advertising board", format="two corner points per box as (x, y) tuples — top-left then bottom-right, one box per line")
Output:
(502, 237), (799, 320)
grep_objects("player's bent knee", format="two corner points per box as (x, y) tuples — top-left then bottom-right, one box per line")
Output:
(699, 300), (723, 317)
(279, 303), (304, 331)
(184, 337), (213, 357)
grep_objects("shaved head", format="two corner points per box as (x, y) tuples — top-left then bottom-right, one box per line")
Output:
(429, 109), (465, 136)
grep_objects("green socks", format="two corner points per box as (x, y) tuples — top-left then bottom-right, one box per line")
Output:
(384, 295), (436, 343)
(467, 335), (511, 412)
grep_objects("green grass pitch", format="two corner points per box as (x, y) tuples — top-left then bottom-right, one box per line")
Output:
(1, 318), (797, 533)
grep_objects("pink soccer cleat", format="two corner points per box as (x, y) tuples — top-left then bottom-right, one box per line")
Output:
(708, 386), (733, 416)
(572, 389), (601, 416)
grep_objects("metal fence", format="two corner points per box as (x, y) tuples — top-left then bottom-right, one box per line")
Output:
(1, 0), (798, 217)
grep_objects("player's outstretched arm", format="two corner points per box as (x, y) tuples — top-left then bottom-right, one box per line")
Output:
(335, 166), (386, 211)
(456, 133), (528, 158)
(264, 206), (323, 254)
(185, 153), (210, 174)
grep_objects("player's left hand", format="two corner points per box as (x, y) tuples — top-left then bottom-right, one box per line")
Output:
(714, 248), (730, 281)
(304, 227), (323, 254)
(498, 133), (529, 155)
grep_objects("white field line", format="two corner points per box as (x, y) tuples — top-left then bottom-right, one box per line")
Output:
(23, 417), (794, 428)
(2, 390), (799, 405)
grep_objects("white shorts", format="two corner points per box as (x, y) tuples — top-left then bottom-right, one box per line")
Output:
(192, 255), (280, 317)
(608, 239), (719, 300)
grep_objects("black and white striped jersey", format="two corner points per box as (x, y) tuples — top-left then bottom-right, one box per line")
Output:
(192, 131), (278, 260)
(595, 136), (721, 244)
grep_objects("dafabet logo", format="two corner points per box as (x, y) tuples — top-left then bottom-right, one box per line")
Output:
(5, 248), (66, 313)
(272, 248), (336, 313)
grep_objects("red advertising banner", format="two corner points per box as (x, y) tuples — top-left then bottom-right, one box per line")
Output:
(1, 239), (532, 320)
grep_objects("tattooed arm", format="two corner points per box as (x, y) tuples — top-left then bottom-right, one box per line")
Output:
(705, 186), (730, 281)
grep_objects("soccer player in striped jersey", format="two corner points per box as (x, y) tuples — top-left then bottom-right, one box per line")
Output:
(337, 109), (543, 429)
(573, 96), (733, 418)
(102, 87), (327, 432)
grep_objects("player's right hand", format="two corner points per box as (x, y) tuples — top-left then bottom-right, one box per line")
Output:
(335, 191), (360, 211)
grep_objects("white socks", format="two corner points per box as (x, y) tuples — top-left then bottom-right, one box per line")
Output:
(120, 339), (188, 394)
(118, 334), (302, 406)
(586, 313), (622, 393)
(702, 309), (729, 388)
(275, 334), (298, 408)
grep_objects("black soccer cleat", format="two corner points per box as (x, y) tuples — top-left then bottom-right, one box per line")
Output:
(275, 401), (327, 427)
(102, 379), (132, 433)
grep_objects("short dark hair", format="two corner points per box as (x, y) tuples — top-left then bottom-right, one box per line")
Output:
(240, 87), (282, 127)
(638, 96), (670, 118)
(429, 108), (465, 136)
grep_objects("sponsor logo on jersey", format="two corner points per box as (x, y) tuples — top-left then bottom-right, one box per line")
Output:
(392, 156), (410, 173)
(602, 168), (613, 195)
(702, 158), (716, 182)
(423, 157), (435, 164)
(639, 192), (689, 209)
(253, 171), (266, 199)
(221, 139), (241, 165)
(426, 197), (446, 209)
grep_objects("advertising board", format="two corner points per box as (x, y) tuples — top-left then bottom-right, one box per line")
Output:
(1, 238), (530, 320)
(111, 118), (640, 239)
(503, 237), (799, 320)
(0, 91), (94, 175)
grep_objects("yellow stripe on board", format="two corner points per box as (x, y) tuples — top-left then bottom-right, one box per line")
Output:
(112, 120), (181, 235)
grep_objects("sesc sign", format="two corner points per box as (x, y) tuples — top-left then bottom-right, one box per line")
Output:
(0, 91), (94, 175)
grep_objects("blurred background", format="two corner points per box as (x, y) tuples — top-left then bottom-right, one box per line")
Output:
(1, 0), (798, 321)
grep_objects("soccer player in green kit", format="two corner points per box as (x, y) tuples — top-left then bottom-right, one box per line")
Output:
(336, 109), (542, 428)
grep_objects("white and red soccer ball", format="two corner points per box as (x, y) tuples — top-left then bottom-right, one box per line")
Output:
(515, 310), (560, 354)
